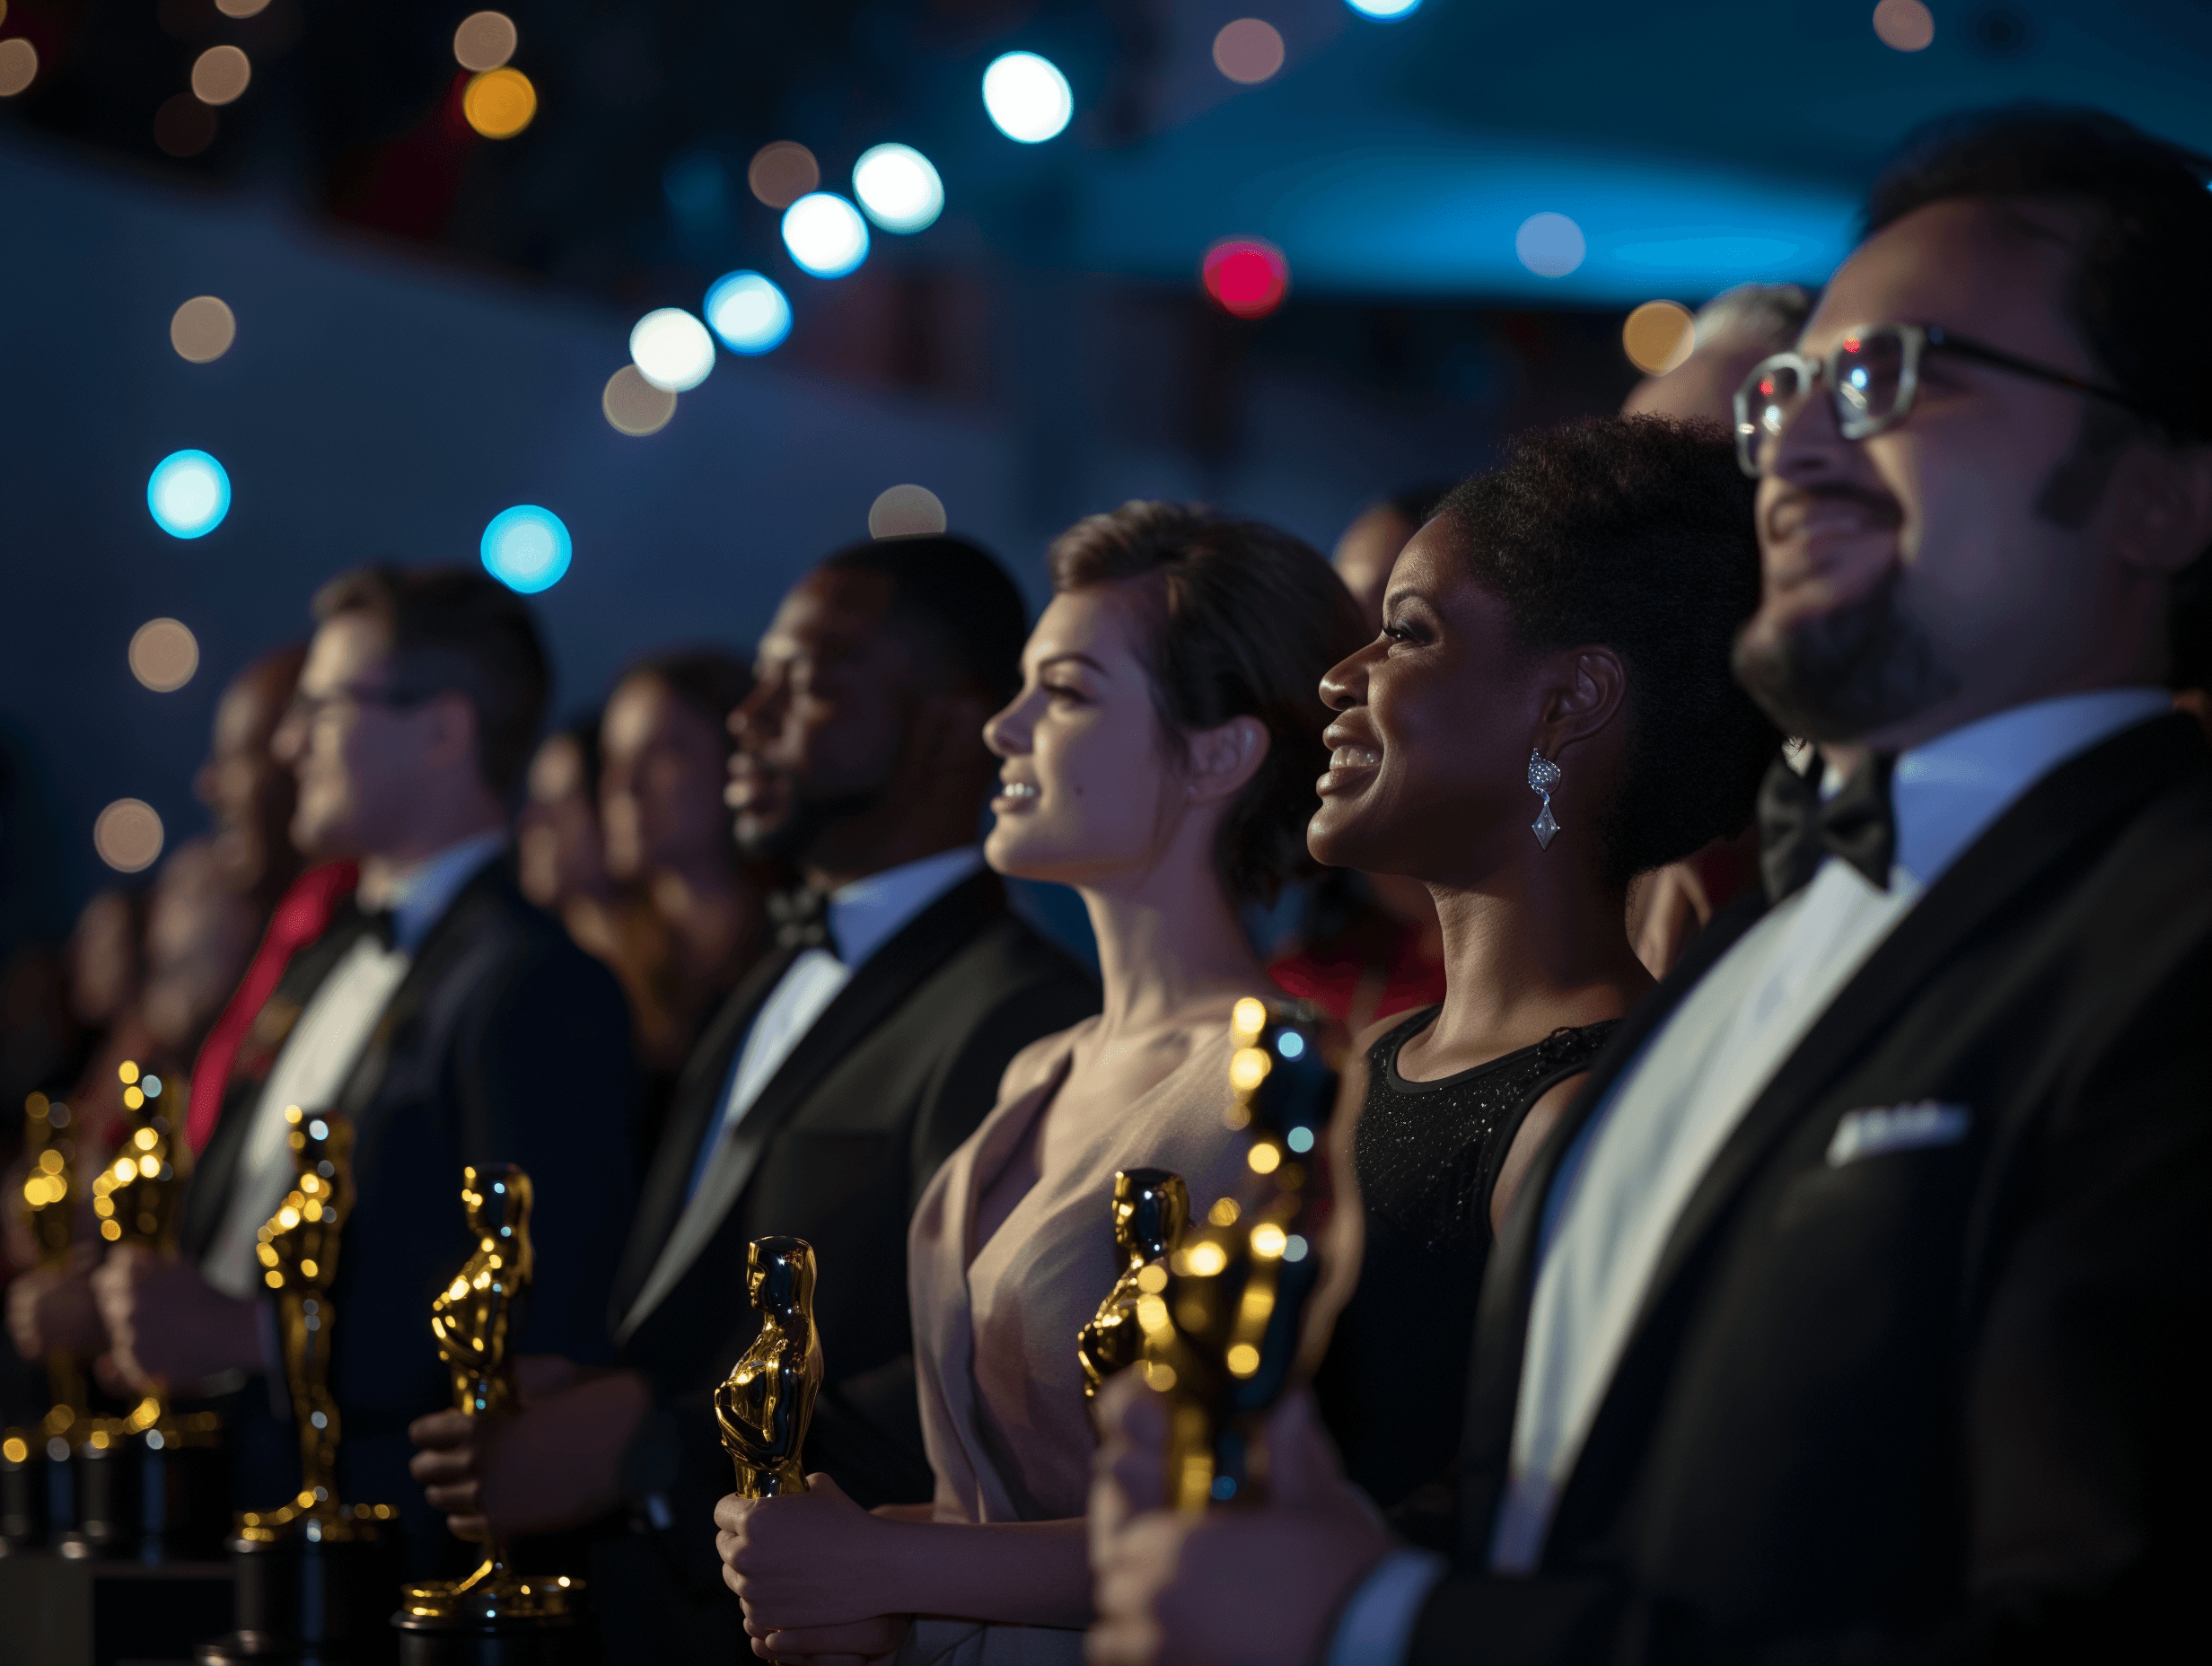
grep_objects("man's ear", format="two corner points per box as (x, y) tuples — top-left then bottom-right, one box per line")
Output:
(1535, 647), (1628, 761)
(1183, 715), (1269, 808)
(2113, 443), (2212, 578)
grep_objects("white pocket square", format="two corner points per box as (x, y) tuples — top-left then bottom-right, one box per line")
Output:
(1825, 1100), (1972, 1168)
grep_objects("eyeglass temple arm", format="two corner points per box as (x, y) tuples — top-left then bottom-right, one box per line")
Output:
(1925, 326), (2153, 418)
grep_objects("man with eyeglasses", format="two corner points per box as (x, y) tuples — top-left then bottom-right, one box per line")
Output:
(1088, 107), (2212, 1664)
(91, 566), (639, 1575)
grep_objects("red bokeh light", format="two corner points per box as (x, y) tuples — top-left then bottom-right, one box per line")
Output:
(1202, 238), (1289, 319)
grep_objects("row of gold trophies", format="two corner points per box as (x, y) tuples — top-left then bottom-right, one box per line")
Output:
(5, 996), (1340, 1664)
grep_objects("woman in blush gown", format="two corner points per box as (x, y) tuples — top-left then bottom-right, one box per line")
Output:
(711, 502), (1367, 1664)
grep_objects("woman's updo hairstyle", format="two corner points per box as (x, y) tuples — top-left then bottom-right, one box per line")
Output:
(1047, 502), (1369, 908)
(1433, 416), (1780, 888)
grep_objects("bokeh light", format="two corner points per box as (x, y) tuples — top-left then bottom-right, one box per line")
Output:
(1213, 20), (1285, 83)
(1515, 212), (1586, 277)
(94, 801), (164, 874)
(748, 141), (819, 209)
(171, 296), (236, 363)
(852, 145), (944, 234)
(869, 486), (948, 539)
(1872, 0), (1936, 51)
(154, 94), (217, 157)
(781, 193), (869, 278)
(0, 36), (35, 98)
(453, 11), (517, 73)
(146, 451), (232, 539)
(1202, 238), (1290, 319)
(463, 67), (536, 138)
(191, 45), (251, 106)
(129, 619), (200, 692)
(601, 366), (676, 436)
(480, 505), (573, 593)
(215, 0), (271, 16)
(1346, 0), (1421, 17)
(982, 52), (1073, 145)
(629, 307), (715, 390)
(706, 271), (793, 355)
(1622, 300), (1696, 374)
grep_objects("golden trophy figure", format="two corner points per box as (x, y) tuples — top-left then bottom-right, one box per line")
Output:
(715, 1237), (822, 1498)
(3, 1091), (86, 1550)
(1137, 998), (1342, 1512)
(1077, 1170), (1189, 1402)
(80, 1061), (224, 1557)
(395, 1164), (588, 1666)
(198, 1108), (401, 1666)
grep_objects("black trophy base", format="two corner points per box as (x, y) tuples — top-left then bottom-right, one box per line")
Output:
(2, 1427), (92, 1553)
(392, 1612), (595, 1666)
(75, 1424), (232, 1562)
(196, 1527), (403, 1666)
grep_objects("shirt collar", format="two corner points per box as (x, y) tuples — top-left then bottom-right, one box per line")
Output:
(1845, 688), (2173, 887)
(826, 846), (986, 970)
(363, 829), (509, 952)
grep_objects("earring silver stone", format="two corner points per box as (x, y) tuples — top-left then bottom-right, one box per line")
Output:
(1528, 749), (1562, 849)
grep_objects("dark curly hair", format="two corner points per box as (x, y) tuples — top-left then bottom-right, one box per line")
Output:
(1048, 502), (1369, 908)
(1434, 417), (1779, 888)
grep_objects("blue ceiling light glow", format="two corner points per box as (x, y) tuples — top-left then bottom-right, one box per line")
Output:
(480, 504), (573, 593)
(1346, 0), (1423, 17)
(852, 144), (944, 233)
(982, 52), (1073, 144)
(146, 449), (232, 539)
(706, 271), (793, 354)
(781, 192), (870, 277)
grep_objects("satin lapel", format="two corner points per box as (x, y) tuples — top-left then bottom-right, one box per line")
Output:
(607, 942), (801, 1321)
(1455, 886), (1770, 1559)
(1627, 715), (2204, 1337)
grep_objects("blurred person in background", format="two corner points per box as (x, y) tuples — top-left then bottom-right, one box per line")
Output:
(1268, 484), (1453, 1029)
(517, 714), (619, 946)
(1620, 283), (1814, 976)
(198, 646), (309, 912)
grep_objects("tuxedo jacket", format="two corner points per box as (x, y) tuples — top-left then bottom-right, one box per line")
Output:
(1411, 715), (2212, 1663)
(179, 860), (640, 1569)
(609, 870), (1098, 1579)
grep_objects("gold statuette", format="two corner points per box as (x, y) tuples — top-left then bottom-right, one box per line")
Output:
(401, 1164), (581, 1622)
(17, 1092), (87, 1443)
(715, 1237), (822, 1498)
(1138, 998), (1341, 1512)
(236, 1108), (395, 1543)
(1078, 1169), (1189, 1401)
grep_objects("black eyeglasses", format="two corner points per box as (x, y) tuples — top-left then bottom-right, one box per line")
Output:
(1732, 321), (2155, 478)
(284, 683), (434, 725)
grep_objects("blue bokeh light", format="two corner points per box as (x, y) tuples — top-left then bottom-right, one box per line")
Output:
(146, 449), (232, 539)
(1276, 1030), (1307, 1059)
(1347, 0), (1422, 17)
(705, 271), (794, 354)
(480, 504), (573, 593)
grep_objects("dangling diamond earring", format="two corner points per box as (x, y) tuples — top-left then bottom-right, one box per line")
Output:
(1527, 749), (1562, 849)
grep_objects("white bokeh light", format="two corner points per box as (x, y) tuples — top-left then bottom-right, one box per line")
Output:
(981, 52), (1073, 144)
(1346, 0), (1422, 17)
(706, 272), (793, 354)
(852, 144), (944, 234)
(781, 193), (870, 278)
(629, 307), (716, 390)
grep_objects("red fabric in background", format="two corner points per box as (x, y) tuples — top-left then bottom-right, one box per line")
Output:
(1268, 916), (1448, 1030)
(185, 861), (358, 1155)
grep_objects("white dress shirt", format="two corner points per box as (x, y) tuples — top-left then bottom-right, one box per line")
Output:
(1327, 689), (2172, 1666)
(200, 830), (509, 1300)
(616, 846), (986, 1339)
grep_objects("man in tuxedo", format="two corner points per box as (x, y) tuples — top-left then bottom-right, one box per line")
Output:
(1089, 108), (2212, 1663)
(91, 566), (638, 1573)
(407, 535), (1099, 1658)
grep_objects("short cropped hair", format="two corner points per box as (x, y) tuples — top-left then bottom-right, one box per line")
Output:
(1435, 417), (1779, 887)
(312, 566), (550, 799)
(1047, 501), (1369, 908)
(619, 649), (753, 760)
(1865, 106), (2212, 445)
(819, 535), (1030, 707)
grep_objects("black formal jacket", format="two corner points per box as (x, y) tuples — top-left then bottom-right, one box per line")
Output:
(180, 858), (640, 1571)
(609, 869), (1098, 1578)
(1409, 715), (2212, 1663)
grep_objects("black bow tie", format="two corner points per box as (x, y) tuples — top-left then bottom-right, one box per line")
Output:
(766, 887), (839, 958)
(1756, 751), (1898, 904)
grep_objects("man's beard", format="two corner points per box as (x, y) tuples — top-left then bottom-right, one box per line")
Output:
(1732, 566), (1959, 743)
(734, 782), (887, 864)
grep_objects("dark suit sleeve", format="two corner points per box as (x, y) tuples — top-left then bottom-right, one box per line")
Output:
(1405, 950), (2212, 1666)
(452, 939), (641, 1370)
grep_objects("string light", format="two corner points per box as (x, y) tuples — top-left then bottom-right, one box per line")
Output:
(480, 506), (573, 593)
(705, 272), (792, 355)
(981, 52), (1072, 145)
(147, 451), (233, 539)
(629, 308), (715, 390)
(851, 145), (944, 234)
(781, 193), (869, 278)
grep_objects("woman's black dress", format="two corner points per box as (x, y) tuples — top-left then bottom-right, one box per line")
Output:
(1314, 1006), (1616, 1537)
